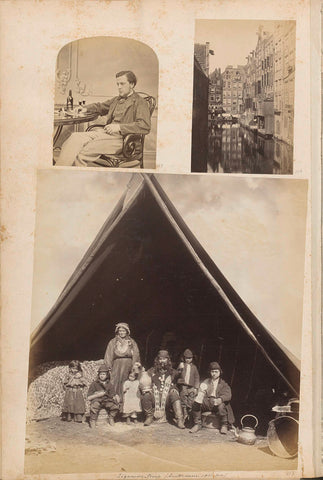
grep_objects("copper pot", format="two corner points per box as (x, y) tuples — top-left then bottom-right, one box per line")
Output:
(138, 369), (152, 392)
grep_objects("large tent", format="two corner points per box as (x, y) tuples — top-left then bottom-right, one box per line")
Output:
(30, 173), (300, 431)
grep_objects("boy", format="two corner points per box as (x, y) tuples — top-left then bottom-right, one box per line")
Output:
(177, 349), (200, 422)
(87, 364), (119, 428)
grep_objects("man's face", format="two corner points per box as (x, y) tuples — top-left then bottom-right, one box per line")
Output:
(185, 357), (193, 364)
(158, 357), (168, 367)
(116, 75), (134, 98)
(210, 369), (220, 380)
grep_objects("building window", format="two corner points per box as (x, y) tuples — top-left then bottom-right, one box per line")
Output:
(257, 80), (261, 94)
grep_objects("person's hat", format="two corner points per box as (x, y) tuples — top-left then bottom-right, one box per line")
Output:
(183, 349), (193, 358)
(115, 322), (130, 335)
(157, 350), (169, 358)
(98, 364), (111, 373)
(209, 361), (222, 373)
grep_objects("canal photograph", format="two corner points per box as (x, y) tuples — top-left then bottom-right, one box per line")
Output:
(191, 20), (295, 174)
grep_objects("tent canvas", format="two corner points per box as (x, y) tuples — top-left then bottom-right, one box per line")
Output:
(29, 173), (300, 431)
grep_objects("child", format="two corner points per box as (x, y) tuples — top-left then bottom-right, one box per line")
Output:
(62, 360), (86, 423)
(177, 349), (200, 422)
(87, 364), (120, 428)
(122, 371), (142, 425)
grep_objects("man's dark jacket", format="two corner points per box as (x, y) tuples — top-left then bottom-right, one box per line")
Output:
(200, 377), (235, 423)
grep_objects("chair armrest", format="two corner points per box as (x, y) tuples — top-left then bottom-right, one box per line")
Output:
(123, 134), (144, 159)
(86, 124), (105, 132)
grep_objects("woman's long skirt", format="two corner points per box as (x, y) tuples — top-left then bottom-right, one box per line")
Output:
(111, 357), (133, 401)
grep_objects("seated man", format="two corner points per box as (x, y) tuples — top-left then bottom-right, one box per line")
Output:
(56, 70), (151, 167)
(140, 350), (185, 429)
(190, 361), (234, 434)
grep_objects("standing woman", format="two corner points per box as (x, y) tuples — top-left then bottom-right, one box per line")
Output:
(104, 323), (141, 400)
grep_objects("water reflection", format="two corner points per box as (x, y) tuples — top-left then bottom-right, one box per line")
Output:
(207, 125), (293, 174)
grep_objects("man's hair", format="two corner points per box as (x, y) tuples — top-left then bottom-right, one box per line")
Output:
(116, 70), (137, 87)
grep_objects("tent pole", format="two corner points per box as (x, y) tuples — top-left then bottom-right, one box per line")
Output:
(145, 330), (154, 365)
(230, 334), (240, 386)
(218, 342), (223, 364)
(245, 345), (258, 402)
(198, 343), (205, 372)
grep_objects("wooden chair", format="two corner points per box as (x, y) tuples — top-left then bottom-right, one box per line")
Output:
(85, 92), (156, 168)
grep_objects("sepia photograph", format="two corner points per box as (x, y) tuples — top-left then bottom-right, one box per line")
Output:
(25, 171), (307, 476)
(191, 20), (296, 175)
(53, 37), (158, 169)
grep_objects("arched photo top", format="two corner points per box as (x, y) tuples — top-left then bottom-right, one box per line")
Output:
(54, 36), (158, 170)
(55, 36), (159, 101)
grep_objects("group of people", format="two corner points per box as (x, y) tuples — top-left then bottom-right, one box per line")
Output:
(61, 322), (234, 433)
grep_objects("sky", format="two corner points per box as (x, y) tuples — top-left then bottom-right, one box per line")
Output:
(195, 20), (278, 73)
(31, 171), (308, 362)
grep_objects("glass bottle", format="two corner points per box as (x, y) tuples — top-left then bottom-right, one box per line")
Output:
(66, 90), (73, 110)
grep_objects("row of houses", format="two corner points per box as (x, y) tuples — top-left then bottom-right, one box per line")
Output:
(198, 21), (296, 146)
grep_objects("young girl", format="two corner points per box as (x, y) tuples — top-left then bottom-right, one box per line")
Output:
(62, 360), (86, 423)
(122, 371), (142, 424)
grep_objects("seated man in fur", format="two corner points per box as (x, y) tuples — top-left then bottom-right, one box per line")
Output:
(140, 350), (185, 429)
(190, 361), (235, 434)
(56, 70), (151, 167)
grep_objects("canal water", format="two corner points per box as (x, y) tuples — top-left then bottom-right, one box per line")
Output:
(207, 124), (293, 174)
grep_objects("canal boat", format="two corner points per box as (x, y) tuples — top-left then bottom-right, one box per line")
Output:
(258, 128), (273, 139)
(244, 118), (258, 135)
(216, 113), (239, 126)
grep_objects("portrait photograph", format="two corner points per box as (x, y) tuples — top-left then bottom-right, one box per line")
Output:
(25, 170), (307, 476)
(191, 20), (296, 175)
(53, 36), (158, 169)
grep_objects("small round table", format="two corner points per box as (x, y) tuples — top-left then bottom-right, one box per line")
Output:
(53, 111), (99, 146)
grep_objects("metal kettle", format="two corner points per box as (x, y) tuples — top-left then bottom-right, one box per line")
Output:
(235, 414), (258, 445)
